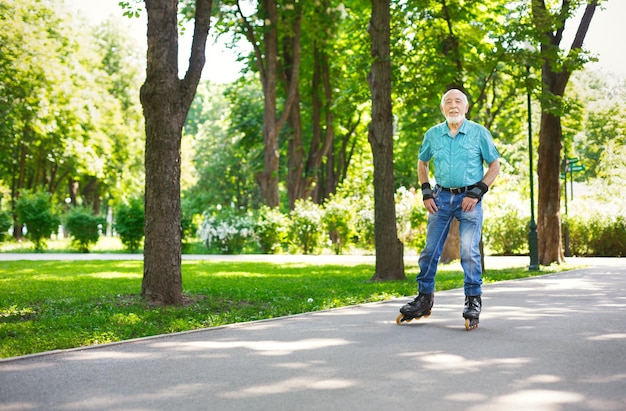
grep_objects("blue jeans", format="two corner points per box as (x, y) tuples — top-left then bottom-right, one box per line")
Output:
(417, 186), (483, 296)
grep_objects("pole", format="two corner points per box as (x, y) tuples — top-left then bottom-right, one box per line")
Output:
(527, 65), (539, 271)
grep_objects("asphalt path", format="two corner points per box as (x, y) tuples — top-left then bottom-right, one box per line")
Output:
(0, 257), (625, 410)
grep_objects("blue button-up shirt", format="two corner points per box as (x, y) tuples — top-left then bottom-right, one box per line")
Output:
(418, 119), (500, 188)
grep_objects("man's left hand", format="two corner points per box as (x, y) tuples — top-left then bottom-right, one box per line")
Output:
(461, 196), (479, 212)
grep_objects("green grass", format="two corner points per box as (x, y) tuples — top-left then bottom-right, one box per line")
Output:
(0, 259), (576, 359)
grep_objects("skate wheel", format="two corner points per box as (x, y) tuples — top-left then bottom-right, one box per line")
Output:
(464, 318), (479, 331)
(396, 314), (413, 325)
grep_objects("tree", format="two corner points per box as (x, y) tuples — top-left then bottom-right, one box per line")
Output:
(531, 0), (599, 265)
(230, 0), (300, 208)
(368, 0), (404, 281)
(139, 0), (213, 305)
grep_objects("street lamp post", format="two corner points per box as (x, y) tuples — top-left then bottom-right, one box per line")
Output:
(526, 64), (539, 271)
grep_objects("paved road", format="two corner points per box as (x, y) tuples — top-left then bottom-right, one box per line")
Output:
(1, 258), (625, 411)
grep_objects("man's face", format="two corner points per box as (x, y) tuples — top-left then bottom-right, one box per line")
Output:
(441, 91), (468, 125)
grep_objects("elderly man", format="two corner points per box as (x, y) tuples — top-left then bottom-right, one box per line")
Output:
(397, 89), (501, 331)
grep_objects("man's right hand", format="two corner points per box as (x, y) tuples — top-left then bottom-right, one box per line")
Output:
(424, 198), (438, 214)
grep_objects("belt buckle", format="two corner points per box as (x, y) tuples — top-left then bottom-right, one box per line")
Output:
(451, 187), (461, 194)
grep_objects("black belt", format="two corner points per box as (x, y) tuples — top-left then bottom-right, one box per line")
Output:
(438, 185), (474, 194)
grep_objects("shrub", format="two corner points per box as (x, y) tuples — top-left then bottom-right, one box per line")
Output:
(353, 202), (375, 251)
(0, 209), (11, 242)
(65, 207), (105, 253)
(289, 199), (325, 255)
(322, 195), (355, 255)
(255, 206), (288, 254)
(114, 198), (145, 253)
(395, 187), (428, 252)
(15, 191), (60, 252)
(199, 208), (255, 254)
(483, 206), (529, 255)
(568, 214), (626, 257)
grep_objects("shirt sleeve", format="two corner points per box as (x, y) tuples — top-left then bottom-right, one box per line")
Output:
(480, 128), (500, 164)
(418, 131), (433, 162)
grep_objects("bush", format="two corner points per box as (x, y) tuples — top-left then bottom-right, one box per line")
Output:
(0, 209), (11, 242)
(114, 198), (145, 253)
(255, 206), (288, 254)
(353, 202), (375, 251)
(321, 195), (356, 255)
(395, 187), (428, 252)
(289, 199), (325, 255)
(568, 214), (626, 257)
(199, 208), (255, 254)
(483, 206), (529, 255)
(16, 191), (60, 252)
(65, 207), (105, 253)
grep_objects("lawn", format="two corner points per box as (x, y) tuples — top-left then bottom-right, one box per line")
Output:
(0, 258), (573, 358)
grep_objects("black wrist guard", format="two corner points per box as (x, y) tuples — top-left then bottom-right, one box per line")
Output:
(421, 182), (433, 201)
(466, 181), (489, 200)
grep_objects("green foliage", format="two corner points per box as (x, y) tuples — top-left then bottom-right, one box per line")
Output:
(183, 80), (262, 214)
(567, 214), (626, 257)
(15, 191), (60, 252)
(0, 0), (144, 223)
(0, 209), (11, 242)
(0, 259), (565, 358)
(255, 206), (289, 254)
(114, 198), (144, 253)
(322, 195), (356, 255)
(289, 199), (325, 255)
(483, 206), (529, 255)
(64, 207), (105, 253)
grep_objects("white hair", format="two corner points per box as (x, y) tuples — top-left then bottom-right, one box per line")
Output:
(440, 89), (468, 107)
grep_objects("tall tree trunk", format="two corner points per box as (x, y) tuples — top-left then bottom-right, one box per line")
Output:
(286, 91), (304, 209)
(141, 0), (212, 305)
(256, 0), (280, 207)
(368, 0), (404, 281)
(532, 0), (598, 265)
(537, 110), (565, 263)
(238, 0), (300, 208)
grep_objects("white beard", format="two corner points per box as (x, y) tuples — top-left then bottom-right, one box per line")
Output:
(446, 114), (465, 125)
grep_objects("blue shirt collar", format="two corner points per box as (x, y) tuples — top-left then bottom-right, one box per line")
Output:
(443, 119), (469, 137)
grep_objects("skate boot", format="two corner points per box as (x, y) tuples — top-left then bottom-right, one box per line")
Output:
(463, 295), (481, 331)
(396, 293), (434, 325)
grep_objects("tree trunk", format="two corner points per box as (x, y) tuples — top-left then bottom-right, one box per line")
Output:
(238, 0), (300, 208)
(532, 0), (597, 265)
(368, 0), (404, 281)
(537, 110), (565, 264)
(141, 0), (212, 305)
(256, 0), (280, 207)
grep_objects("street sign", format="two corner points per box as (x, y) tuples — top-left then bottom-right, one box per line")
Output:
(567, 164), (585, 172)
(566, 157), (579, 164)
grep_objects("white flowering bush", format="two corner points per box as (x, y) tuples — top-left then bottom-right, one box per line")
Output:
(199, 209), (256, 254)
(395, 186), (428, 252)
(289, 199), (325, 254)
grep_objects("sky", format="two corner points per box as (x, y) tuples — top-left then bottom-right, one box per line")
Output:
(65, 0), (626, 83)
